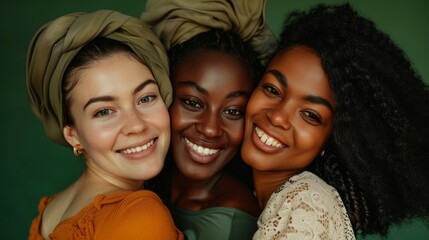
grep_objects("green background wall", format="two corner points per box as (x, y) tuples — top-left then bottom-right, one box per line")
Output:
(1, 0), (427, 239)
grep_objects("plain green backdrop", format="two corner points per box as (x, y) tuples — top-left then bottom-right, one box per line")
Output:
(0, 0), (428, 239)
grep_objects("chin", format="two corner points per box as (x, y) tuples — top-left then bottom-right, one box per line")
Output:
(241, 150), (270, 172)
(145, 157), (166, 177)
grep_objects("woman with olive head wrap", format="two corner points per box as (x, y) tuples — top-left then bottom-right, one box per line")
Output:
(27, 10), (183, 239)
(141, 1), (277, 239)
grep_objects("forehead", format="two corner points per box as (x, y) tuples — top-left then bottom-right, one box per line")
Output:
(172, 50), (253, 91)
(271, 46), (323, 76)
(268, 46), (334, 105)
(71, 53), (154, 94)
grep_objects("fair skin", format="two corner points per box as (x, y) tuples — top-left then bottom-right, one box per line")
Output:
(168, 50), (259, 214)
(41, 52), (170, 238)
(241, 46), (334, 208)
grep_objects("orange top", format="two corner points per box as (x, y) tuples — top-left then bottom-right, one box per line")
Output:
(29, 190), (184, 240)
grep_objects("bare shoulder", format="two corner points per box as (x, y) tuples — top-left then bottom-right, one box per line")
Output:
(40, 186), (76, 237)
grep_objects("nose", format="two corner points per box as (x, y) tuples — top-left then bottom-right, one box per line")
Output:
(195, 110), (223, 138)
(121, 109), (147, 135)
(266, 103), (291, 130)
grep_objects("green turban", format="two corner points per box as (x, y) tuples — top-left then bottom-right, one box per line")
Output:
(26, 10), (171, 146)
(141, 0), (278, 64)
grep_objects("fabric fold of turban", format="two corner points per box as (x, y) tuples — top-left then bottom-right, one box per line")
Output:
(141, 0), (278, 64)
(26, 10), (171, 146)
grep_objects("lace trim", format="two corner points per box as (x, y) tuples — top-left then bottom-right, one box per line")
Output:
(254, 171), (355, 240)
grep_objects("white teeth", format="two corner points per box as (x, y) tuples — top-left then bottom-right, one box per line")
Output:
(255, 127), (284, 148)
(121, 140), (154, 154)
(184, 138), (220, 156)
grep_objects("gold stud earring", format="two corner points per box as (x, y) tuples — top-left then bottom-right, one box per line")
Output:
(320, 150), (325, 157)
(73, 144), (84, 156)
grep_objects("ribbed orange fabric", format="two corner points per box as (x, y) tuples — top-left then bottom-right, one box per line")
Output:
(29, 190), (184, 240)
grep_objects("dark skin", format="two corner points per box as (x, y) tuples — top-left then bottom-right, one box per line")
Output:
(170, 166), (259, 213)
(168, 50), (260, 216)
(241, 46), (334, 208)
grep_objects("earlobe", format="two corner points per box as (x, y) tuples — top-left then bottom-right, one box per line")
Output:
(63, 125), (80, 147)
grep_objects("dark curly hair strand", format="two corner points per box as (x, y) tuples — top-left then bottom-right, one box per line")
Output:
(279, 3), (429, 236)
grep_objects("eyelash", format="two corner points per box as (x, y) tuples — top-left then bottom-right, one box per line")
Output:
(301, 111), (322, 124)
(94, 109), (113, 118)
(262, 83), (281, 97)
(181, 98), (203, 109)
(261, 81), (326, 125)
(139, 94), (157, 104)
(223, 108), (244, 119)
(93, 94), (157, 118)
(181, 97), (244, 120)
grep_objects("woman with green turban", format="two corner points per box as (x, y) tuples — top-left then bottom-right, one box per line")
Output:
(141, 1), (277, 239)
(27, 10), (183, 239)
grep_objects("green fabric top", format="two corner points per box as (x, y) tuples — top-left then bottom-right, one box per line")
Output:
(170, 205), (257, 240)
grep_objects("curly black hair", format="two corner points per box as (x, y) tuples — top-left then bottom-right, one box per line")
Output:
(277, 3), (429, 236)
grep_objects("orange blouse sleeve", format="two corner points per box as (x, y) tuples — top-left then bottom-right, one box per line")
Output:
(97, 191), (183, 240)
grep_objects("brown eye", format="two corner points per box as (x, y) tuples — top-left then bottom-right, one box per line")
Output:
(301, 111), (322, 125)
(223, 107), (244, 120)
(181, 98), (203, 109)
(262, 84), (280, 97)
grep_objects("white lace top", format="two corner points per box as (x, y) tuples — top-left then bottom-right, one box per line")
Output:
(253, 171), (355, 240)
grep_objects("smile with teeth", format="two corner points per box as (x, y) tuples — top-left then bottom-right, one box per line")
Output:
(184, 138), (220, 156)
(255, 127), (284, 148)
(120, 140), (154, 154)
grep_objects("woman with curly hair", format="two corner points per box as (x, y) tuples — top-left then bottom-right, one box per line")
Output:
(241, 3), (429, 239)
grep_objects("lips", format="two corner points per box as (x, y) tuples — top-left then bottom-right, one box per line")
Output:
(183, 137), (221, 164)
(120, 139), (155, 154)
(116, 138), (159, 161)
(254, 126), (284, 148)
(251, 126), (286, 153)
(184, 138), (220, 155)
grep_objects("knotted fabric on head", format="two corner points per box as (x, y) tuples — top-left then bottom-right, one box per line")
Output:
(141, 0), (278, 64)
(26, 10), (171, 146)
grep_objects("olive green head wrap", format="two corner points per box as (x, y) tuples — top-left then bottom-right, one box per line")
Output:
(141, 0), (278, 64)
(26, 10), (172, 146)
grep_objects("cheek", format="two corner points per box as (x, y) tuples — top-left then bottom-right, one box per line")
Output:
(246, 91), (266, 116)
(154, 106), (171, 132)
(169, 103), (196, 133)
(77, 123), (117, 152)
(224, 119), (245, 147)
(295, 126), (328, 154)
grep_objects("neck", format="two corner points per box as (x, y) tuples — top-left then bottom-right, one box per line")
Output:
(85, 158), (143, 192)
(253, 170), (300, 209)
(170, 165), (222, 208)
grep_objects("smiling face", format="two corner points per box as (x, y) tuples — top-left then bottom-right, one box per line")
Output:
(169, 50), (253, 180)
(63, 52), (170, 187)
(241, 46), (334, 175)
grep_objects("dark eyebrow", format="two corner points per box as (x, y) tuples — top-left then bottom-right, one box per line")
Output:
(133, 79), (157, 95)
(83, 96), (116, 110)
(175, 81), (208, 95)
(226, 91), (250, 99)
(266, 69), (333, 111)
(83, 79), (157, 110)
(304, 95), (334, 112)
(176, 81), (249, 99)
(266, 69), (287, 86)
